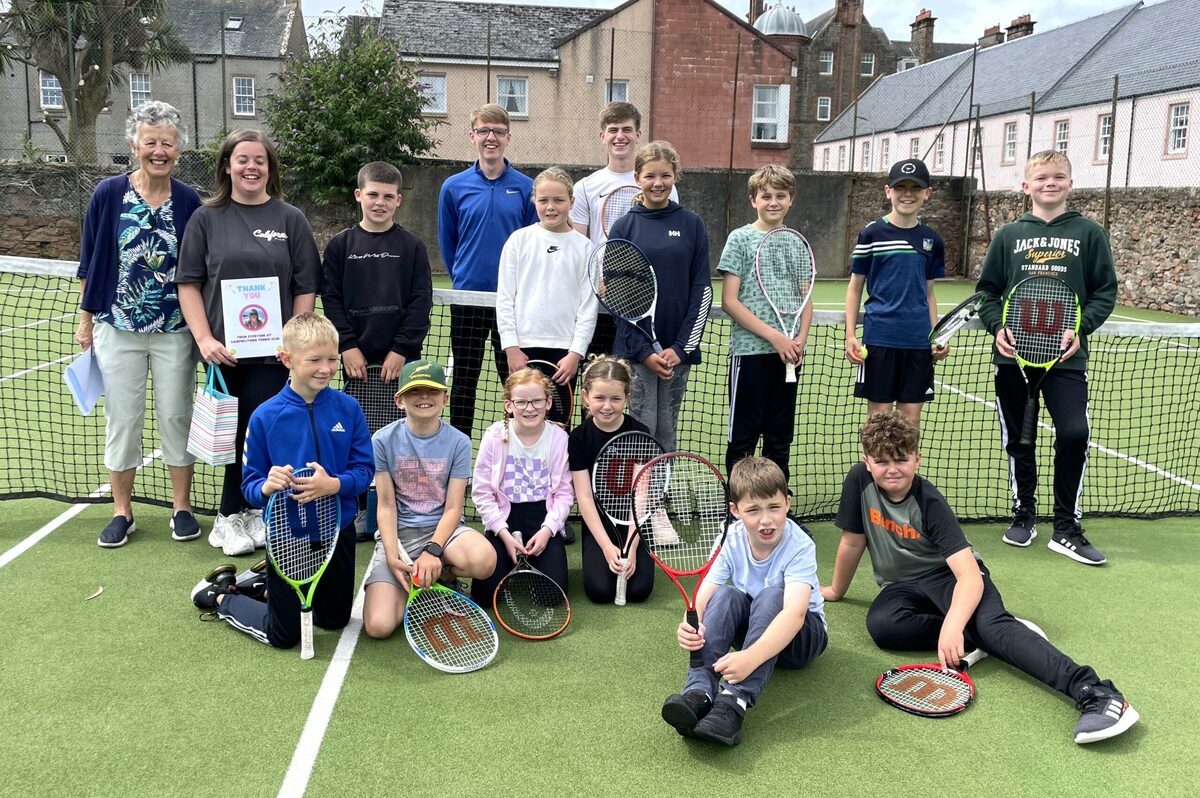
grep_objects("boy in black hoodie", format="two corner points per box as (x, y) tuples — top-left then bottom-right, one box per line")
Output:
(975, 151), (1117, 565)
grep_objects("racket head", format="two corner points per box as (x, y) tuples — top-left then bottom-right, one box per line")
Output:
(588, 238), (658, 322)
(343, 364), (405, 434)
(875, 663), (975, 717)
(591, 430), (665, 530)
(395, 545), (499, 672)
(264, 467), (342, 591)
(753, 227), (815, 329)
(492, 533), (571, 641)
(930, 291), (986, 348)
(524, 359), (573, 430)
(633, 452), (730, 576)
(1002, 276), (1081, 368)
(600, 184), (640, 236)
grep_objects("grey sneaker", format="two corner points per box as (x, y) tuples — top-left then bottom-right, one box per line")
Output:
(1074, 683), (1139, 744)
(1002, 510), (1037, 547)
(97, 515), (135, 548)
(241, 508), (266, 549)
(1048, 522), (1106, 565)
(661, 691), (712, 738)
(170, 510), (201, 542)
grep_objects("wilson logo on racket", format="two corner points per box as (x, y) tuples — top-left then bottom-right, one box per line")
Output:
(422, 614), (486, 651)
(601, 456), (645, 496)
(1018, 299), (1066, 336)
(888, 674), (960, 707)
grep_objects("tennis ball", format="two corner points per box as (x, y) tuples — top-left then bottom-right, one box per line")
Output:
(860, 345), (868, 359)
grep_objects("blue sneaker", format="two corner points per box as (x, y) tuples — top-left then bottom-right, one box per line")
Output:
(97, 515), (135, 548)
(170, 510), (201, 542)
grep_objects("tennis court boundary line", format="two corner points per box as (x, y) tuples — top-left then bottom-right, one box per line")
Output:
(277, 572), (369, 798)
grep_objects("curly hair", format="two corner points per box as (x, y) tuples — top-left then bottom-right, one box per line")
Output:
(859, 411), (920, 460)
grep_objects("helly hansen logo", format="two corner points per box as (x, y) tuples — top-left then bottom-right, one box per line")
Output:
(668, 230), (681, 237)
(869, 507), (921, 540)
(331, 422), (346, 433)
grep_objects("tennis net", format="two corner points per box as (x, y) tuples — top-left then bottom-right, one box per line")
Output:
(3, 255), (1199, 522)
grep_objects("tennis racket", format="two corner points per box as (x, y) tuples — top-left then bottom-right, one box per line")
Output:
(525, 359), (574, 430)
(1002, 276), (1081, 446)
(263, 466), (341, 660)
(493, 530), (570, 640)
(632, 453), (731, 668)
(753, 227), (816, 383)
(589, 238), (662, 353)
(343, 363), (405, 435)
(395, 545), (498, 673)
(600, 184), (640, 237)
(591, 430), (664, 606)
(930, 291), (986, 349)
(875, 648), (987, 718)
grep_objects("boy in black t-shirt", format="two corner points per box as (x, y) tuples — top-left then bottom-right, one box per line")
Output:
(823, 411), (1137, 745)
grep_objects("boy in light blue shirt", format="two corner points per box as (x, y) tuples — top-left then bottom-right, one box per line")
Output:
(661, 457), (827, 746)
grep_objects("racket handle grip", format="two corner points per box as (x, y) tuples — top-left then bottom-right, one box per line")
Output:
(651, 342), (663, 354)
(785, 362), (797, 383)
(614, 561), (628, 606)
(686, 608), (702, 669)
(1018, 395), (1037, 446)
(299, 608), (314, 660)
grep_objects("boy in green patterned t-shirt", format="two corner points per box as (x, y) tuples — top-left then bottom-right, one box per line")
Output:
(718, 165), (811, 484)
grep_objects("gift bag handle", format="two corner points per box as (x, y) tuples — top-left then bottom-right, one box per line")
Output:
(206, 363), (230, 395)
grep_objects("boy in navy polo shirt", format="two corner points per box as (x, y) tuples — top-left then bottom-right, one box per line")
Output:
(844, 159), (946, 428)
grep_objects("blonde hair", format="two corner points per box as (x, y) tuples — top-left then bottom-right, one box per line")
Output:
(501, 367), (556, 442)
(859, 411), (920, 460)
(282, 312), (338, 352)
(470, 103), (510, 129)
(632, 140), (680, 206)
(532, 167), (574, 200)
(1024, 150), (1072, 178)
(748, 164), (795, 198)
(728, 457), (789, 504)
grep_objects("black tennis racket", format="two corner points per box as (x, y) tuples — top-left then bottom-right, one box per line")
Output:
(930, 291), (986, 350)
(343, 364), (405, 435)
(600, 184), (640, 237)
(589, 238), (662, 353)
(875, 648), (987, 718)
(525, 358), (574, 430)
(591, 430), (664, 605)
(753, 227), (816, 383)
(492, 531), (570, 640)
(1002, 276), (1081, 446)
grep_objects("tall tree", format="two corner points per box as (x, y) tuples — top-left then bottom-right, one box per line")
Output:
(0, 0), (190, 164)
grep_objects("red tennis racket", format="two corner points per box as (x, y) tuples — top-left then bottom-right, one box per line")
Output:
(875, 648), (987, 718)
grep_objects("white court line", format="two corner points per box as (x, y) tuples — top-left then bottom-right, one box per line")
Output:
(934, 379), (1200, 493)
(1, 353), (73, 383)
(0, 312), (74, 336)
(277, 573), (370, 798)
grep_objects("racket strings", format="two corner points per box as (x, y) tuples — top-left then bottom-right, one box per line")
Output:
(1005, 279), (1079, 365)
(591, 242), (656, 319)
(877, 667), (973, 714)
(496, 569), (568, 635)
(266, 485), (339, 581)
(641, 458), (728, 572)
(343, 366), (405, 435)
(592, 434), (666, 526)
(755, 234), (813, 316)
(601, 189), (637, 232)
(405, 589), (497, 670)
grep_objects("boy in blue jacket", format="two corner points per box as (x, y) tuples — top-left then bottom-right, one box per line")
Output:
(190, 313), (374, 649)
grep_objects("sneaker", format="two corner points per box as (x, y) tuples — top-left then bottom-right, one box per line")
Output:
(354, 508), (373, 542)
(190, 565), (237, 610)
(97, 515), (135, 548)
(661, 691), (712, 738)
(241, 508), (266, 549)
(208, 512), (240, 549)
(234, 558), (269, 599)
(170, 510), (201, 542)
(692, 693), (745, 746)
(221, 514), (255, 557)
(1074, 683), (1139, 744)
(562, 520), (577, 545)
(1002, 510), (1037, 547)
(1014, 616), (1048, 640)
(1047, 522), (1106, 565)
(651, 507), (681, 546)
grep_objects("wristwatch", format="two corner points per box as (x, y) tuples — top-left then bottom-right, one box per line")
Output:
(422, 541), (444, 558)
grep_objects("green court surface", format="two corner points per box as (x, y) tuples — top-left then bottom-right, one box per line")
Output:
(0, 498), (1194, 797)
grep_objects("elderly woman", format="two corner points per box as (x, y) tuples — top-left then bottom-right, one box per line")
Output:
(177, 129), (320, 557)
(76, 101), (203, 548)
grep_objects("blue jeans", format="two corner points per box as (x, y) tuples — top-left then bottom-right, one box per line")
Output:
(682, 584), (827, 706)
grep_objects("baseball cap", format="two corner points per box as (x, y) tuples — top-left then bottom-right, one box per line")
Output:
(394, 359), (448, 396)
(887, 159), (931, 188)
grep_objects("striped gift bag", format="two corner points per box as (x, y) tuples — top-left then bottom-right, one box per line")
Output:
(186, 364), (239, 466)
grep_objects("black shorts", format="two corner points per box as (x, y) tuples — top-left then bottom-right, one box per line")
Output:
(854, 345), (934, 404)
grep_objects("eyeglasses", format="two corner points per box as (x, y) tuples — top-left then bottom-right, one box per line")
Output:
(472, 127), (509, 138)
(509, 398), (548, 410)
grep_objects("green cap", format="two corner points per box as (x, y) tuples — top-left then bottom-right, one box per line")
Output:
(395, 359), (448, 396)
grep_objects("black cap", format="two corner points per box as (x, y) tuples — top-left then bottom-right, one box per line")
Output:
(887, 159), (931, 188)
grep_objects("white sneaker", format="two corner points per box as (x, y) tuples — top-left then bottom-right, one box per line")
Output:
(208, 512), (240, 549)
(221, 514), (255, 557)
(651, 507), (681, 546)
(241, 508), (266, 549)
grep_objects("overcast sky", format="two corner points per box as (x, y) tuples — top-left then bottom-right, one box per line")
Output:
(301, 0), (1126, 45)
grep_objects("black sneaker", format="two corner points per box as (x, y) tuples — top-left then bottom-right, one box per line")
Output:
(1074, 683), (1139, 744)
(234, 558), (268, 599)
(1002, 509), (1037, 547)
(170, 510), (202, 542)
(692, 693), (745, 746)
(97, 515), (135, 548)
(1048, 522), (1106, 565)
(191, 565), (237, 610)
(661, 691), (712, 738)
(562, 521), (577, 545)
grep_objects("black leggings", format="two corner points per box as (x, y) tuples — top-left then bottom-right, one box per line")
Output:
(218, 361), (290, 516)
(449, 304), (507, 440)
(581, 519), (654, 604)
(469, 501), (568, 605)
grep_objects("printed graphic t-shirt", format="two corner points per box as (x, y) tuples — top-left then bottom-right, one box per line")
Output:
(373, 419), (472, 528)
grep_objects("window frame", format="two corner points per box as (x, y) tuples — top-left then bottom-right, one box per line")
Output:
(751, 84), (790, 144)
(860, 52), (875, 77)
(933, 133), (944, 171)
(860, 139), (872, 171)
(880, 137), (890, 167)
(39, 71), (63, 111)
(819, 51), (834, 76)
(816, 96), (831, 122)
(1095, 113), (1112, 163)
(232, 75), (256, 117)
(1054, 118), (1069, 154)
(419, 72), (447, 114)
(496, 75), (529, 117)
(605, 79), (628, 103)
(129, 72), (152, 109)
(1166, 101), (1189, 156)
(910, 137), (920, 160)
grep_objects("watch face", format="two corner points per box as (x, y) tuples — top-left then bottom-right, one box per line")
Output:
(424, 542), (443, 557)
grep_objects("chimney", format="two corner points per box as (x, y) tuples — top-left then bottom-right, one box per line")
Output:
(910, 8), (936, 64)
(836, 0), (863, 27)
(1007, 14), (1035, 40)
(748, 0), (766, 25)
(978, 24), (1005, 48)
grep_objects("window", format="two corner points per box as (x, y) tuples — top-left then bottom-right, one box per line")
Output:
(860, 139), (872, 171)
(816, 96), (831, 122)
(497, 76), (528, 116)
(751, 84), (790, 143)
(605, 80), (628, 103)
(1168, 102), (1189, 154)
(934, 134), (944, 170)
(819, 51), (833, 75)
(39, 71), (63, 110)
(880, 137), (890, 166)
(225, 16), (243, 31)
(898, 57), (919, 71)
(129, 73), (151, 109)
(838, 145), (846, 170)
(910, 137), (920, 159)
(419, 73), (447, 113)
(822, 148), (830, 170)
(1054, 119), (1069, 154)
(232, 76), (255, 116)
(974, 129), (984, 167)
(1003, 121), (1018, 163)
(860, 53), (875, 77)
(1096, 114), (1112, 161)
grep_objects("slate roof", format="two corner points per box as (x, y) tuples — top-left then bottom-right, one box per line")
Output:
(891, 39), (975, 62)
(167, 0), (301, 58)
